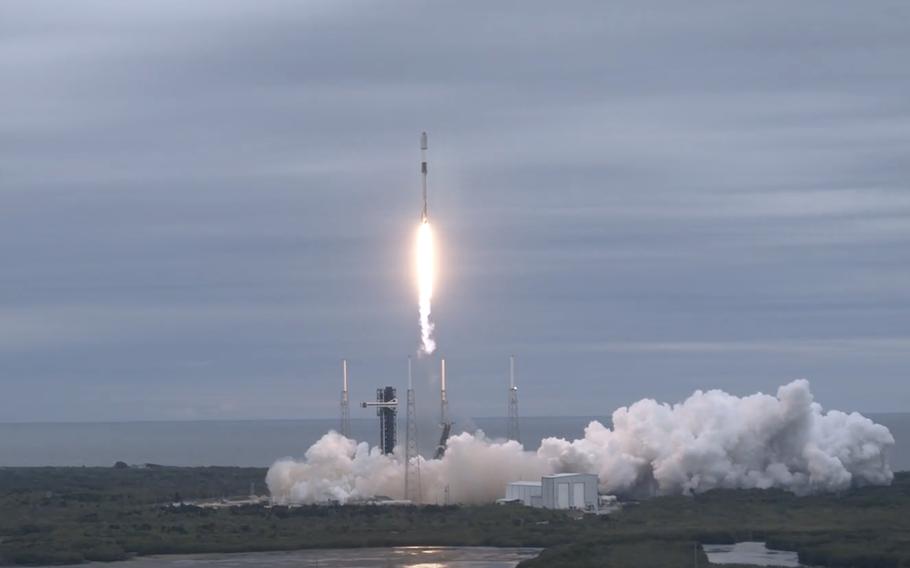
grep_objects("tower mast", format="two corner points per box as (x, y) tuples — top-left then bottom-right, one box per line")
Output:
(404, 356), (422, 503)
(507, 355), (521, 444)
(340, 359), (351, 438)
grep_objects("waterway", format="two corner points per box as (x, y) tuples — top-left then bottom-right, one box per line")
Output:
(69, 547), (541, 568)
(704, 541), (801, 567)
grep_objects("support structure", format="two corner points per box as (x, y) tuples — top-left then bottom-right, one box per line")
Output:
(404, 357), (422, 503)
(507, 355), (521, 444)
(434, 358), (452, 459)
(361, 387), (398, 454)
(340, 359), (351, 438)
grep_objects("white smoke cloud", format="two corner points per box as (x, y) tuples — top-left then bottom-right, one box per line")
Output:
(418, 303), (435, 355)
(267, 380), (894, 504)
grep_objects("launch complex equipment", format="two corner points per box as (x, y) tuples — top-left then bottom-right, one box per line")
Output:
(404, 358), (422, 502)
(362, 387), (398, 455)
(434, 358), (453, 459)
(508, 355), (520, 443)
(340, 360), (351, 438)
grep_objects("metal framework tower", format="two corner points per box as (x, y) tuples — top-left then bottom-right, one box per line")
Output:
(340, 359), (351, 438)
(507, 355), (521, 444)
(434, 358), (452, 459)
(404, 357), (422, 503)
(361, 387), (398, 454)
(440, 358), (449, 428)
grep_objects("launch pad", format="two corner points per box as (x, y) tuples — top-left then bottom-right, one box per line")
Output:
(349, 356), (521, 463)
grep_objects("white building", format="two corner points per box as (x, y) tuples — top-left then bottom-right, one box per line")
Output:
(502, 473), (599, 512)
(541, 473), (599, 511)
(504, 481), (542, 507)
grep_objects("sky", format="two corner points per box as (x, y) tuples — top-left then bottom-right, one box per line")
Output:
(1, 1), (909, 422)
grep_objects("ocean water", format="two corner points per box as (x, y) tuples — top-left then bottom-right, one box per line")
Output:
(0, 414), (907, 471)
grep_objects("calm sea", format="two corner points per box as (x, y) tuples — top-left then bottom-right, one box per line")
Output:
(1, 414), (907, 471)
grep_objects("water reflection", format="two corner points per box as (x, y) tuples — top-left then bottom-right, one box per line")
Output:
(704, 542), (801, 567)
(73, 547), (540, 568)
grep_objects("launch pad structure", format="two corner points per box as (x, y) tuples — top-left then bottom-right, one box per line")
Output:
(361, 387), (398, 455)
(435, 358), (452, 459)
(404, 357), (421, 503)
(348, 354), (523, 506)
(352, 355), (522, 459)
(508, 355), (520, 444)
(340, 359), (351, 438)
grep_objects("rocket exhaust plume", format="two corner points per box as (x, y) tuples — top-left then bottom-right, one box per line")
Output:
(416, 220), (436, 354)
(266, 380), (894, 505)
(415, 132), (436, 354)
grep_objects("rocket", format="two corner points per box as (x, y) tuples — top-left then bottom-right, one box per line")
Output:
(420, 131), (429, 223)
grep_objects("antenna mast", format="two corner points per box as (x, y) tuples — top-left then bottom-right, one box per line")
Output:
(340, 359), (351, 438)
(404, 356), (422, 503)
(507, 355), (521, 444)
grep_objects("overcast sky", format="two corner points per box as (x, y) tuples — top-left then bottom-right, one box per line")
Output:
(1, 1), (909, 422)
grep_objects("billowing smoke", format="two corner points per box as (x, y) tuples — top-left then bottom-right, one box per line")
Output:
(267, 380), (894, 504)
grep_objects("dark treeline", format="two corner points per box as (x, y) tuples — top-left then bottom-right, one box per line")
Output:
(0, 467), (908, 567)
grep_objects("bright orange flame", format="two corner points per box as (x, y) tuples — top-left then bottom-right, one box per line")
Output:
(416, 220), (436, 354)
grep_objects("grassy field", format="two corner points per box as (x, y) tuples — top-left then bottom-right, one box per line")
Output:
(0, 467), (908, 567)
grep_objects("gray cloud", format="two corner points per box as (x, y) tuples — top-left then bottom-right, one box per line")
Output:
(0, 0), (908, 421)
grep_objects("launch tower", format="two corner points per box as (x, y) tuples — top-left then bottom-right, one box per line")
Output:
(434, 358), (452, 459)
(362, 387), (398, 454)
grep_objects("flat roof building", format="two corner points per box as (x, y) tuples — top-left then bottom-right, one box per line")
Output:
(504, 481), (542, 507)
(503, 473), (599, 512)
(541, 473), (598, 512)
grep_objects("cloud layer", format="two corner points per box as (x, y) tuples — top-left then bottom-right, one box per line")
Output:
(1, 1), (909, 420)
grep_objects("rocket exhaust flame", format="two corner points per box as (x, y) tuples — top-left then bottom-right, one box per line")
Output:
(415, 132), (436, 355)
(416, 219), (436, 354)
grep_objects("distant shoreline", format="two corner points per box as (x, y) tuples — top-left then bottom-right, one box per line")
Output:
(2, 414), (907, 471)
(1, 411), (907, 425)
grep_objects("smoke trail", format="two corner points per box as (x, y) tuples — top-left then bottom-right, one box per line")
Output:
(267, 380), (894, 504)
(416, 220), (436, 354)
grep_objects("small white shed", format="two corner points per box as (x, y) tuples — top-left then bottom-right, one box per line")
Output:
(504, 481), (543, 506)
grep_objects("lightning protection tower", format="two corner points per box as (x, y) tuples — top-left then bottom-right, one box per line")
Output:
(404, 357), (421, 503)
(507, 355), (521, 444)
(340, 359), (351, 438)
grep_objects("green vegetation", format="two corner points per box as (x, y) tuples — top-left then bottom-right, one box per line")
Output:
(519, 475), (910, 568)
(0, 467), (908, 566)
